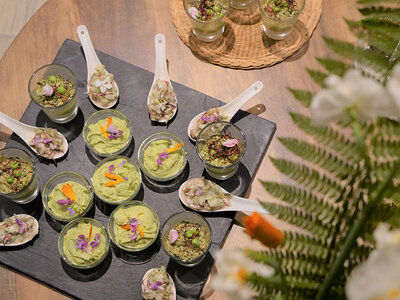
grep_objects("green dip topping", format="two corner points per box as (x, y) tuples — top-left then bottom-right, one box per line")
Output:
(262, 0), (301, 20)
(63, 222), (107, 266)
(92, 158), (140, 203)
(48, 181), (90, 219)
(87, 116), (130, 155)
(87, 65), (118, 107)
(199, 133), (242, 167)
(187, 0), (227, 21)
(143, 138), (185, 179)
(35, 74), (75, 107)
(113, 205), (158, 250)
(182, 177), (232, 211)
(165, 221), (210, 261)
(0, 156), (33, 194)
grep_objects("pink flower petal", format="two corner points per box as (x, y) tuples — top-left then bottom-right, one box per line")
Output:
(222, 139), (239, 147)
(169, 229), (179, 244)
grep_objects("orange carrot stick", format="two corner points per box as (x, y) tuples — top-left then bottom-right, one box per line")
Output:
(166, 142), (182, 153)
(106, 117), (112, 130)
(243, 212), (284, 248)
(104, 173), (125, 181)
(88, 225), (93, 241)
(137, 225), (144, 237)
(120, 224), (131, 230)
(100, 125), (108, 139)
(105, 180), (124, 187)
(61, 183), (76, 201)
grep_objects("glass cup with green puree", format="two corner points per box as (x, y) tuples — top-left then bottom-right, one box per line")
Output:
(258, 0), (305, 40)
(0, 148), (40, 204)
(108, 200), (160, 252)
(184, 0), (230, 42)
(29, 64), (78, 123)
(230, 0), (254, 10)
(83, 109), (133, 158)
(161, 211), (212, 267)
(196, 121), (246, 180)
(58, 218), (110, 269)
(138, 132), (187, 182)
(91, 155), (142, 205)
(42, 172), (94, 222)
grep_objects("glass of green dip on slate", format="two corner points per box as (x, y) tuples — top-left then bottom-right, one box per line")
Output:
(58, 218), (110, 269)
(258, 0), (305, 40)
(230, 0), (254, 10)
(196, 121), (246, 180)
(91, 155), (142, 205)
(184, 0), (230, 42)
(42, 172), (94, 222)
(28, 64), (78, 123)
(161, 211), (212, 267)
(0, 148), (40, 204)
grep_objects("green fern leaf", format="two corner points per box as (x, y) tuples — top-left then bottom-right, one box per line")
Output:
(357, 0), (400, 5)
(362, 18), (400, 39)
(306, 68), (328, 87)
(316, 58), (350, 76)
(359, 7), (400, 23)
(287, 88), (313, 107)
(278, 137), (355, 178)
(281, 232), (330, 259)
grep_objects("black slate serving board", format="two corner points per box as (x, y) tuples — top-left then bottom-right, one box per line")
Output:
(0, 39), (276, 299)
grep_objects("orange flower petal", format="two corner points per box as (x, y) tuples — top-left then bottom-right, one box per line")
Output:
(104, 180), (124, 187)
(120, 224), (131, 230)
(104, 173), (125, 181)
(107, 117), (112, 130)
(243, 212), (284, 248)
(137, 225), (144, 237)
(100, 125), (108, 139)
(61, 183), (76, 201)
(166, 142), (182, 153)
(88, 225), (93, 241)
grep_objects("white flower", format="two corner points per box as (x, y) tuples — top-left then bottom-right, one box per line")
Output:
(387, 63), (400, 111)
(41, 84), (54, 96)
(310, 69), (397, 126)
(211, 249), (274, 300)
(346, 224), (400, 300)
(94, 79), (112, 93)
(188, 6), (199, 18)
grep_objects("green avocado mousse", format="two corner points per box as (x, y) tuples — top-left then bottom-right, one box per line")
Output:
(58, 218), (109, 269)
(138, 132), (187, 182)
(83, 110), (132, 157)
(108, 201), (160, 252)
(91, 156), (141, 205)
(43, 172), (94, 222)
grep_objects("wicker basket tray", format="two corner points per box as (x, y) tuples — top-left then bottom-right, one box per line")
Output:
(170, 0), (322, 69)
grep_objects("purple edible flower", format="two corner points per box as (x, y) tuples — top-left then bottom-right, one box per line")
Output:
(124, 177), (128, 181)
(41, 84), (54, 96)
(43, 138), (53, 144)
(200, 115), (211, 123)
(108, 164), (115, 174)
(90, 233), (100, 252)
(14, 216), (27, 234)
(157, 151), (169, 165)
(169, 229), (179, 244)
(107, 124), (123, 139)
(57, 198), (74, 205)
(75, 234), (88, 252)
(222, 139), (239, 147)
(147, 280), (163, 290)
(128, 218), (139, 240)
(68, 207), (75, 215)
(119, 160), (126, 167)
(195, 187), (205, 196)
(130, 231), (138, 241)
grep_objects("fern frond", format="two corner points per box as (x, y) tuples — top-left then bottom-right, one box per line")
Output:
(278, 137), (355, 178)
(287, 88), (313, 107)
(362, 18), (400, 39)
(359, 6), (400, 23)
(290, 113), (360, 160)
(306, 68), (328, 87)
(323, 36), (392, 76)
(316, 58), (350, 76)
(357, 0), (400, 5)
(281, 232), (330, 259)
(261, 182), (339, 223)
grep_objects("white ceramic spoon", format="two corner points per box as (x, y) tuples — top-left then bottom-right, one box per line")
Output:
(179, 178), (270, 214)
(147, 33), (178, 123)
(77, 25), (119, 109)
(0, 214), (39, 247)
(188, 81), (264, 141)
(0, 111), (68, 159)
(142, 268), (176, 300)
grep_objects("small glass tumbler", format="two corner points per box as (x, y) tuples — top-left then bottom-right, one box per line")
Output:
(0, 148), (40, 204)
(184, 0), (230, 42)
(230, 0), (254, 10)
(196, 121), (246, 180)
(29, 64), (78, 124)
(258, 0), (305, 40)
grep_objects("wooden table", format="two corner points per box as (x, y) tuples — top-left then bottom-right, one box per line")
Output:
(0, 0), (357, 299)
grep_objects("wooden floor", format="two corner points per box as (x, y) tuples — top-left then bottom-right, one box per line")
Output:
(0, 0), (47, 59)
